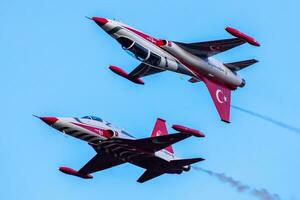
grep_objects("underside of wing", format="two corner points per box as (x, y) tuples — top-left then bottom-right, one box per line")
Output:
(174, 38), (245, 57)
(126, 133), (191, 153)
(129, 63), (165, 78)
(78, 153), (125, 175)
(100, 134), (191, 153)
(137, 169), (165, 183)
(109, 63), (165, 85)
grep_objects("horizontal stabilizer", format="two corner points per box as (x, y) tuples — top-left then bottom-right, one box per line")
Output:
(224, 59), (258, 71)
(170, 157), (205, 167)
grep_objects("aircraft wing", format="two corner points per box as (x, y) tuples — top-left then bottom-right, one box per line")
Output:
(202, 77), (231, 123)
(109, 63), (165, 84)
(78, 153), (125, 175)
(174, 38), (245, 57)
(137, 169), (165, 183)
(129, 63), (165, 78)
(127, 133), (193, 153)
(98, 133), (192, 154)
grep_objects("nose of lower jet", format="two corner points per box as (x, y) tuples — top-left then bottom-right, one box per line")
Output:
(38, 116), (58, 126)
(92, 17), (108, 27)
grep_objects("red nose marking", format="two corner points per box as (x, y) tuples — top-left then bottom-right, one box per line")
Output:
(92, 17), (108, 26)
(40, 117), (58, 125)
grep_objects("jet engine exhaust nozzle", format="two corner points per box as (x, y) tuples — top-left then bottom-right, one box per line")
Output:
(183, 165), (191, 172)
(239, 79), (246, 88)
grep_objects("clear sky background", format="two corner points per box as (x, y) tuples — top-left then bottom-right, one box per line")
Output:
(1, 0), (300, 199)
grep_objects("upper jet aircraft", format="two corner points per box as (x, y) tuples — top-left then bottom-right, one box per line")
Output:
(90, 17), (260, 123)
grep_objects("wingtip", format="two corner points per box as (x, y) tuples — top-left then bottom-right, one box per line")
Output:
(172, 124), (205, 137)
(225, 26), (261, 47)
(136, 177), (146, 183)
(109, 65), (145, 85)
(59, 166), (93, 179)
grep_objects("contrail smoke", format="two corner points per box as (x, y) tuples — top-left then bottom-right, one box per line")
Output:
(231, 105), (300, 135)
(193, 166), (281, 200)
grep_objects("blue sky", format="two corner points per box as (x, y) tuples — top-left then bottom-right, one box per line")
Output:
(1, 0), (299, 199)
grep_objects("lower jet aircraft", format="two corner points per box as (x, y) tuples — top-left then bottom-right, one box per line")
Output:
(37, 115), (205, 183)
(90, 17), (260, 123)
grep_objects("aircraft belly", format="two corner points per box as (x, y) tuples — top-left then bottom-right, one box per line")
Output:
(53, 122), (103, 144)
(98, 140), (180, 171)
(110, 24), (242, 86)
(183, 58), (242, 87)
(162, 42), (242, 87)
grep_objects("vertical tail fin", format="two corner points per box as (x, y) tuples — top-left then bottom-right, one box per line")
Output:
(202, 77), (231, 123)
(151, 118), (174, 154)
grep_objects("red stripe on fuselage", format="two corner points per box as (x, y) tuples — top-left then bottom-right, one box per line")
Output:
(122, 26), (164, 47)
(71, 122), (110, 139)
(123, 25), (236, 89)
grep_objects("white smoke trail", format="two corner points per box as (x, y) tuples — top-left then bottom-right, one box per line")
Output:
(231, 105), (300, 135)
(193, 166), (281, 200)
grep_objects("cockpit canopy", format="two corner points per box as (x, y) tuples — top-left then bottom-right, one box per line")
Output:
(116, 36), (149, 61)
(82, 116), (103, 122)
(81, 115), (135, 138)
(117, 37), (134, 49)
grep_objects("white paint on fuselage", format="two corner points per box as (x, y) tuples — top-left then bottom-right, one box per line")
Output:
(51, 117), (180, 162)
(102, 20), (197, 75)
(101, 19), (243, 88)
(161, 41), (242, 87)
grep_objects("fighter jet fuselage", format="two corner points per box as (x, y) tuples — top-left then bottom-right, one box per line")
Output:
(91, 17), (260, 122)
(96, 18), (244, 89)
(38, 116), (204, 182)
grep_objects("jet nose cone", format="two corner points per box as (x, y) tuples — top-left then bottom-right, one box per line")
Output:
(92, 17), (108, 27)
(39, 116), (58, 126)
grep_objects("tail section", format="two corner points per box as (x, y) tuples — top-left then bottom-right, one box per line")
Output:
(170, 157), (205, 167)
(202, 77), (231, 123)
(224, 59), (258, 71)
(151, 118), (174, 154)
